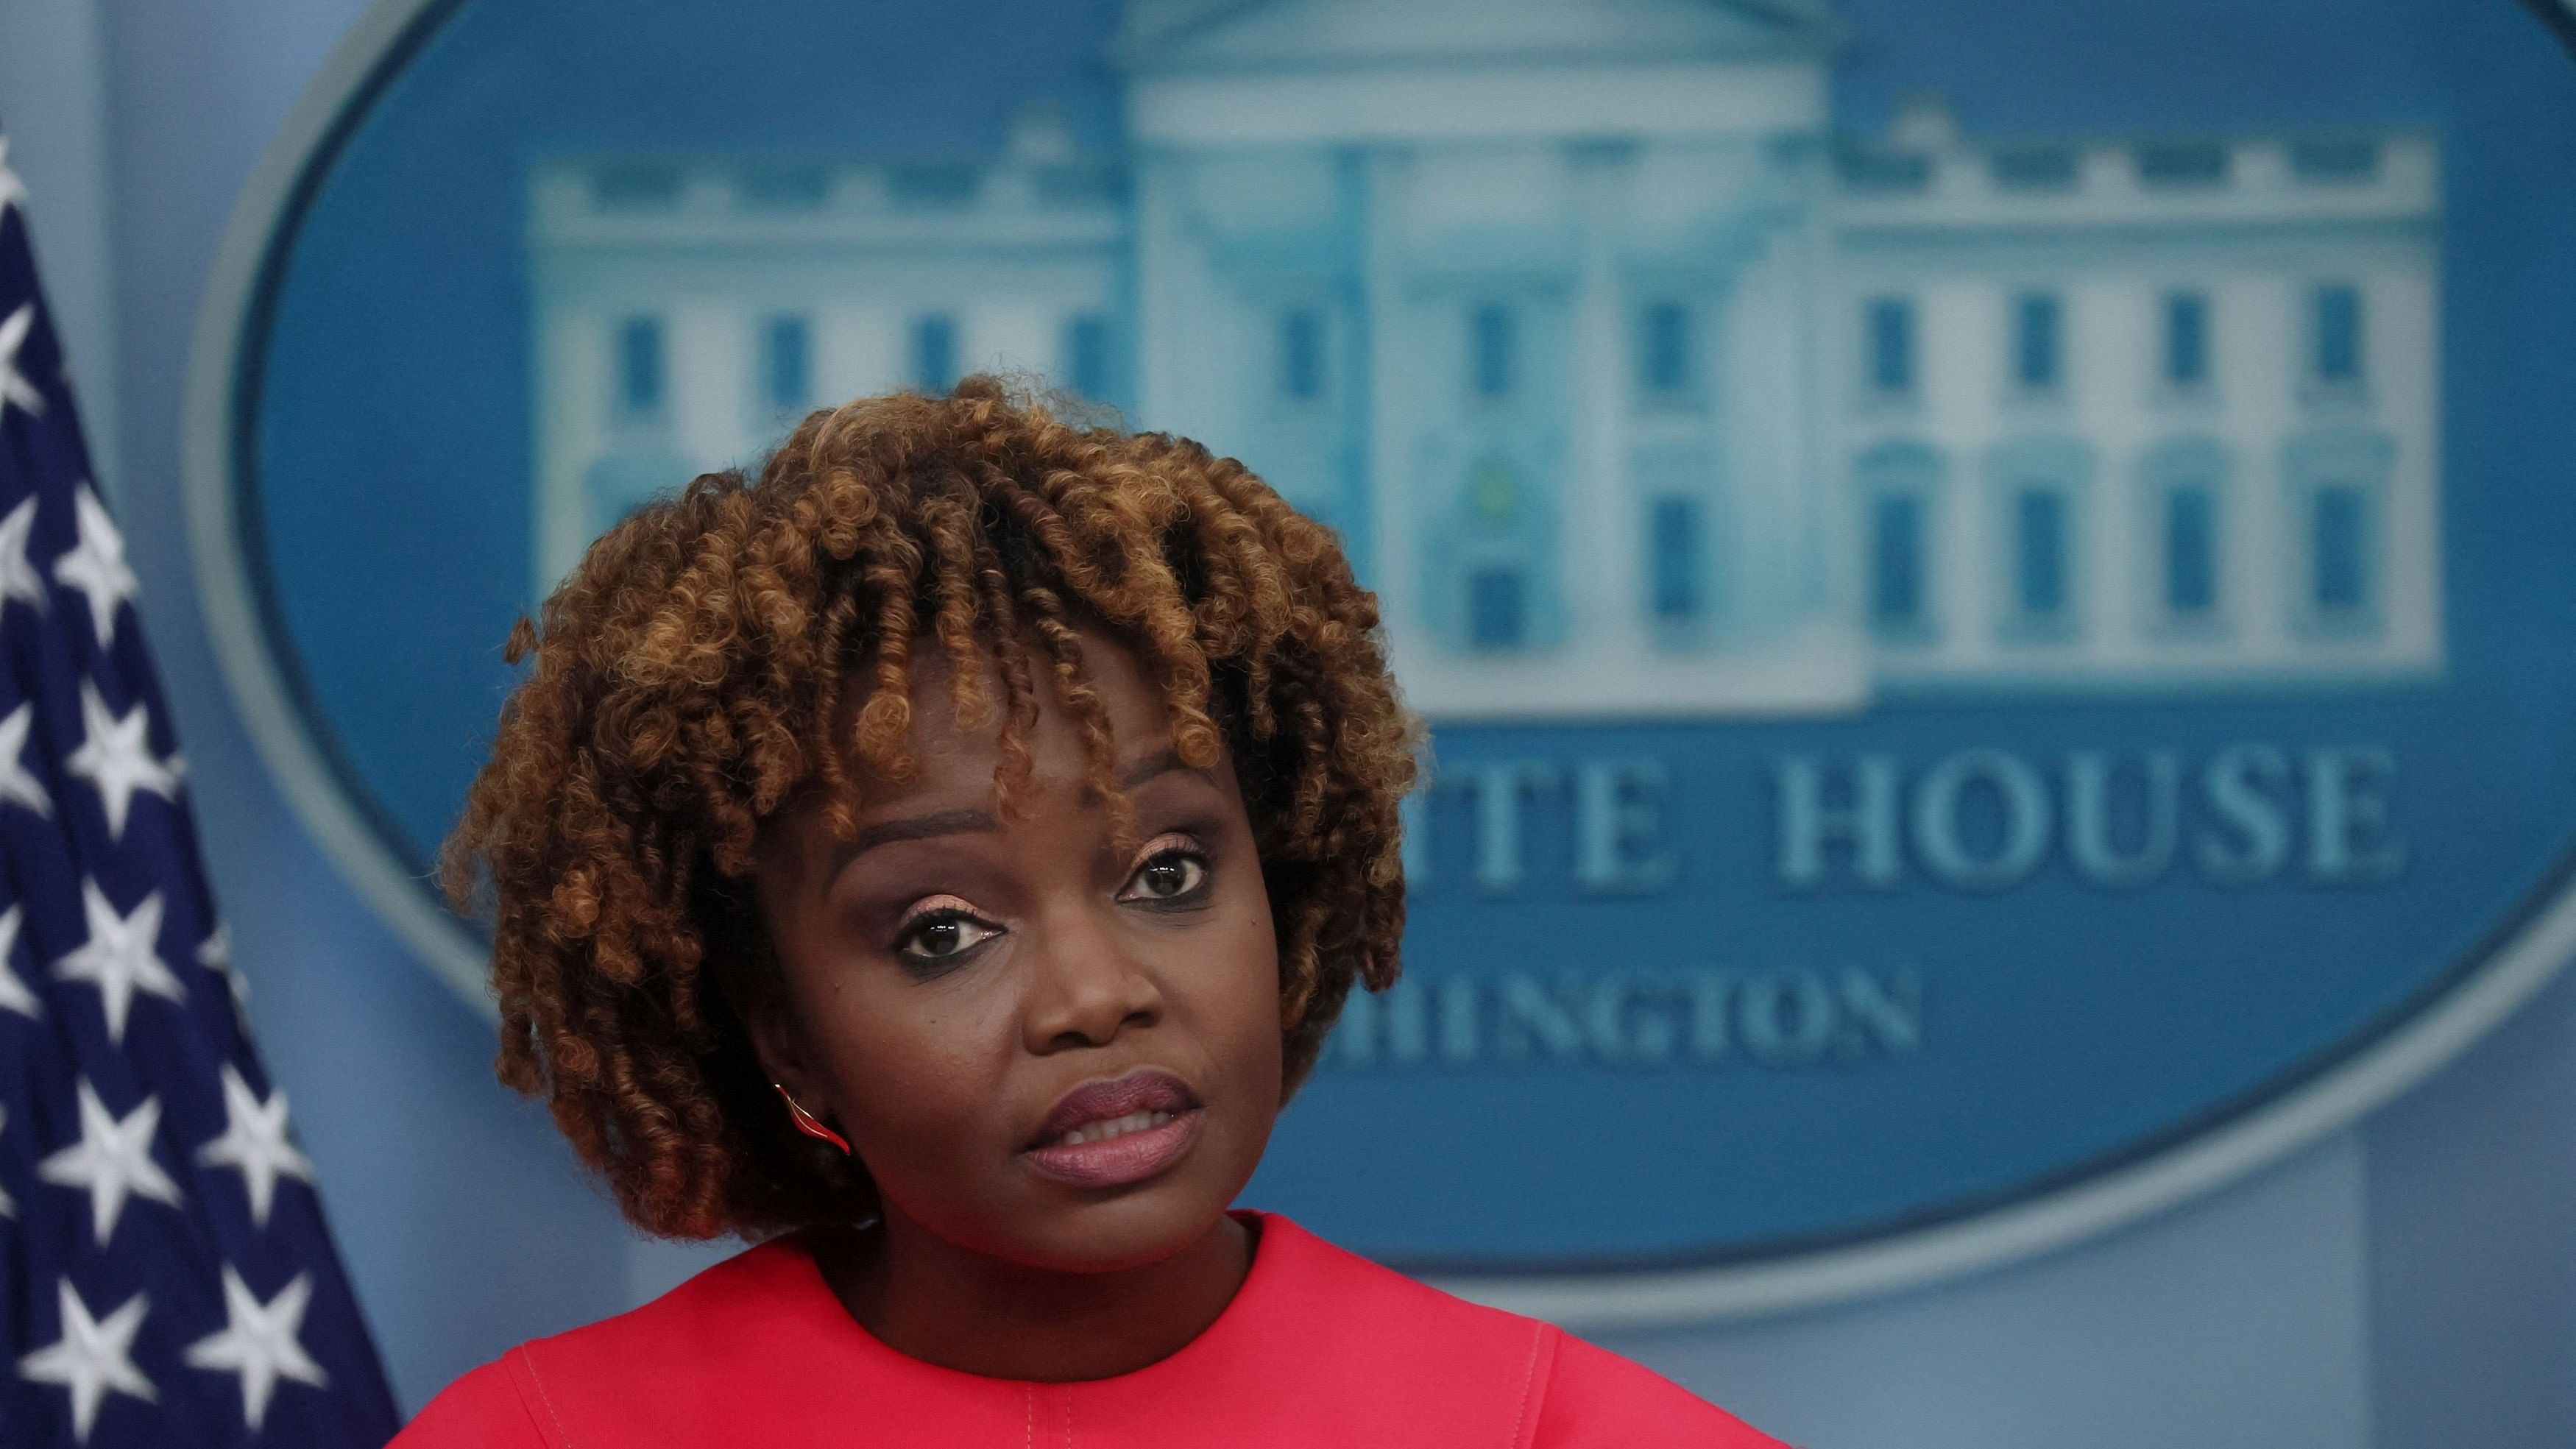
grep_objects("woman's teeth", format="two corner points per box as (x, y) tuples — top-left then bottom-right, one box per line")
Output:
(1051, 1109), (1177, 1149)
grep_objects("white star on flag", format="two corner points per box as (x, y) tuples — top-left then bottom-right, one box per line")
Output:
(38, 1079), (185, 1246)
(53, 483), (136, 650)
(199, 921), (255, 1035)
(0, 302), (43, 421)
(200, 922), (238, 993)
(65, 680), (180, 838)
(0, 903), (43, 1020)
(199, 1063), (315, 1228)
(0, 135), (26, 219)
(0, 494), (46, 617)
(0, 1105), (14, 1216)
(0, 698), (54, 816)
(18, 1280), (157, 1444)
(185, 1268), (330, 1432)
(52, 879), (185, 1044)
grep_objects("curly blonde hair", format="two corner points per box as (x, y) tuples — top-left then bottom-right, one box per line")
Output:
(443, 378), (1415, 1239)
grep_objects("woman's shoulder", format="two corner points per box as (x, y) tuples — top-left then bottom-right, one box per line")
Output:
(392, 1217), (1790, 1448)
(1529, 1330), (1787, 1448)
(391, 1236), (819, 1448)
(390, 1353), (549, 1448)
(1248, 1215), (1786, 1448)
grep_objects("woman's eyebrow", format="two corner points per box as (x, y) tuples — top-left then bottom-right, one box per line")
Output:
(835, 807), (998, 868)
(1117, 747), (1195, 790)
(833, 751), (1201, 870)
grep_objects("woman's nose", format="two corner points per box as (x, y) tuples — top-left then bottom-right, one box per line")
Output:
(1020, 903), (1163, 1052)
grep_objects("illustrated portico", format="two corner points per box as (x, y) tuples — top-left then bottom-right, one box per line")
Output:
(1118, 0), (1862, 718)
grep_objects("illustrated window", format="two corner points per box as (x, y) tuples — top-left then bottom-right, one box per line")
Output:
(912, 313), (959, 394)
(616, 315), (665, 417)
(2011, 291), (2062, 394)
(1864, 295), (1915, 397)
(1471, 302), (1516, 402)
(1468, 567), (1526, 651)
(1854, 441), (1943, 642)
(2138, 437), (2229, 633)
(1064, 312), (1112, 403)
(1277, 306), (1326, 404)
(2162, 291), (2210, 391)
(2311, 283), (2364, 388)
(1638, 300), (1694, 404)
(1649, 495), (1702, 623)
(760, 315), (810, 414)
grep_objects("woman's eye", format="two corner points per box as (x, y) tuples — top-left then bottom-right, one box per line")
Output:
(896, 910), (999, 963)
(1122, 848), (1210, 903)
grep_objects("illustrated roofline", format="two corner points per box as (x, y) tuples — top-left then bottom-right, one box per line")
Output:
(526, 131), (2438, 249)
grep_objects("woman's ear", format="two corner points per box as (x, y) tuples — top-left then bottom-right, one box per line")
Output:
(746, 1001), (815, 1107)
(748, 999), (857, 1155)
(727, 925), (824, 1119)
(734, 812), (831, 1113)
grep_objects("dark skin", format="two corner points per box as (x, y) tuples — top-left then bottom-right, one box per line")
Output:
(751, 628), (1287, 1382)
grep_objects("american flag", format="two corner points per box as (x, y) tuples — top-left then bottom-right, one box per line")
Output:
(0, 126), (400, 1445)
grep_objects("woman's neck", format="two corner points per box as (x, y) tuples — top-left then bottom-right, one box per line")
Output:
(813, 1210), (1257, 1383)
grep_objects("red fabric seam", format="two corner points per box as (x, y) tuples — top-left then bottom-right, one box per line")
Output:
(1507, 1324), (1556, 1449)
(508, 1345), (577, 1449)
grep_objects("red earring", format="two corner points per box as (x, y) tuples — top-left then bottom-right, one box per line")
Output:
(774, 1083), (852, 1155)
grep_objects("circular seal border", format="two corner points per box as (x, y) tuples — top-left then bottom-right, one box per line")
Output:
(184, 0), (493, 1015)
(183, 0), (2576, 1327)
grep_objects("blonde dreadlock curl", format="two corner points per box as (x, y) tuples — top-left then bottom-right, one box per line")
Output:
(443, 378), (1417, 1239)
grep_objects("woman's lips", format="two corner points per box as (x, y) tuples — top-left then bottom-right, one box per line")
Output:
(1022, 1069), (1204, 1189)
(1023, 1108), (1204, 1189)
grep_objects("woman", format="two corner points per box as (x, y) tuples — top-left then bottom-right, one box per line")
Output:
(398, 379), (1784, 1446)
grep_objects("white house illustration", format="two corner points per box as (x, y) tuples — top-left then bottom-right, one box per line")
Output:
(526, 0), (2444, 718)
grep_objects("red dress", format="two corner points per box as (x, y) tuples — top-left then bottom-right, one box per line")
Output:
(394, 1212), (1783, 1447)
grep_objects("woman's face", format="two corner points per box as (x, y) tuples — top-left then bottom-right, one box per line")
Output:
(753, 629), (1284, 1274)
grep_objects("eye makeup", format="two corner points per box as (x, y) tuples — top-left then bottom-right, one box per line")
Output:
(1119, 832), (1214, 908)
(891, 893), (1004, 974)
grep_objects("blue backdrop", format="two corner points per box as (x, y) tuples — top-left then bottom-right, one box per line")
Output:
(10, 0), (2576, 1439)
(229, 0), (2576, 1272)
